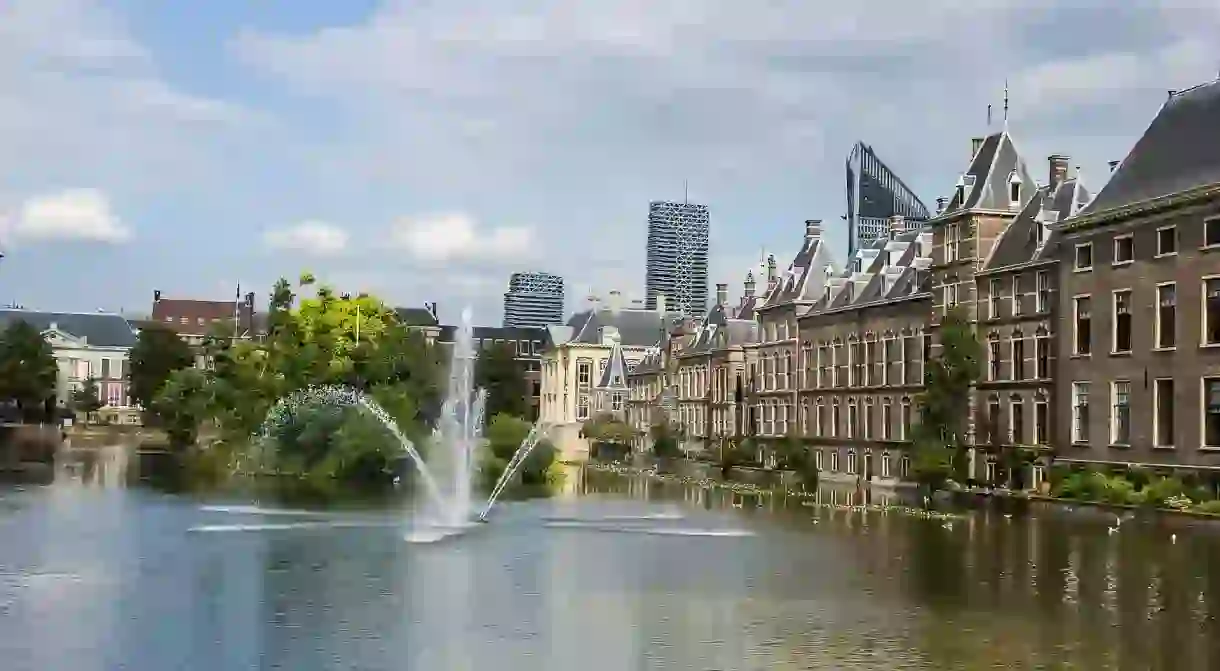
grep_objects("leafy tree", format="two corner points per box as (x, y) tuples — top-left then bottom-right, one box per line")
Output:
(154, 367), (214, 450)
(483, 412), (556, 486)
(911, 306), (982, 496)
(474, 342), (530, 420)
(650, 421), (681, 458)
(72, 378), (104, 418)
(0, 320), (59, 421)
(774, 434), (819, 489)
(128, 325), (194, 418)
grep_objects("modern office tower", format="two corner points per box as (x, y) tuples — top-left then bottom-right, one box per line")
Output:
(845, 141), (932, 257)
(644, 200), (709, 316)
(502, 271), (565, 328)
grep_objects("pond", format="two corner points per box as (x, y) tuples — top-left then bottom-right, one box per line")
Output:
(2, 465), (1219, 669)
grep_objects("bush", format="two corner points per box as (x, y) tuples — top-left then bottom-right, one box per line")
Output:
(1195, 500), (1220, 515)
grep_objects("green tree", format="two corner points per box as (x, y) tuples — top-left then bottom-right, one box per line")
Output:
(912, 306), (982, 496)
(774, 434), (819, 489)
(128, 325), (194, 419)
(71, 378), (104, 419)
(153, 367), (214, 450)
(650, 421), (681, 458)
(0, 320), (59, 421)
(483, 412), (556, 486)
(475, 342), (531, 420)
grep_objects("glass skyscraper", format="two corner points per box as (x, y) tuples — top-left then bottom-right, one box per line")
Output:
(845, 141), (931, 257)
(644, 200), (709, 316)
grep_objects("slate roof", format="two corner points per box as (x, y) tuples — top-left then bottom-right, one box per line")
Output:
(940, 130), (1037, 214)
(394, 306), (440, 327)
(681, 303), (760, 357)
(550, 307), (683, 349)
(594, 336), (630, 392)
(0, 310), (138, 348)
(1078, 79), (1220, 219)
(984, 176), (1092, 271)
(756, 221), (839, 311)
(805, 226), (933, 316)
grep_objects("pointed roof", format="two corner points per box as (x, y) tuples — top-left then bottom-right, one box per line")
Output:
(594, 335), (630, 392)
(983, 176), (1093, 272)
(939, 130), (1036, 215)
(757, 220), (840, 311)
(1071, 79), (1220, 224)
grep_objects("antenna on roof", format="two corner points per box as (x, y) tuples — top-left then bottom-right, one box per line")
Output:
(1002, 80), (1010, 128)
(986, 104), (992, 127)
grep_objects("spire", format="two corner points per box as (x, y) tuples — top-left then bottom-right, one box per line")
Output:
(594, 332), (630, 392)
(1003, 79), (1010, 129)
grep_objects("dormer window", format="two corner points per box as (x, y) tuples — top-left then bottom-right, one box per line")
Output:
(1008, 171), (1022, 206)
(955, 181), (965, 205)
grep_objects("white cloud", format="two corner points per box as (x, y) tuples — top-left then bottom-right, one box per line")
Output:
(389, 212), (535, 262)
(5, 188), (131, 243)
(263, 220), (349, 256)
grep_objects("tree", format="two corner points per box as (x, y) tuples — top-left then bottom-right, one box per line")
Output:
(71, 378), (104, 419)
(911, 306), (982, 496)
(774, 434), (819, 489)
(0, 320), (59, 421)
(483, 412), (556, 486)
(474, 342), (531, 420)
(153, 367), (214, 450)
(128, 325), (194, 418)
(649, 421), (681, 458)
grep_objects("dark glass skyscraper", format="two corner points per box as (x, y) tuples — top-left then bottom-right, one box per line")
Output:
(644, 200), (709, 316)
(502, 271), (565, 328)
(846, 142), (931, 257)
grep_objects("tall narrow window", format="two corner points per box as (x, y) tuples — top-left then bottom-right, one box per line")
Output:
(1154, 378), (1174, 448)
(1074, 243), (1093, 271)
(945, 282), (959, 309)
(1036, 271), (1051, 312)
(1156, 226), (1177, 256)
(989, 278), (1002, 319)
(848, 402), (859, 438)
(1072, 382), (1090, 443)
(945, 223), (959, 262)
(816, 400), (826, 437)
(1010, 397), (1025, 444)
(987, 399), (1002, 444)
(1205, 279), (1220, 346)
(988, 337), (1002, 381)
(882, 400), (893, 440)
(865, 338), (877, 386)
(1113, 235), (1134, 265)
(1112, 290), (1132, 353)
(1111, 381), (1131, 445)
(1012, 275), (1023, 316)
(1205, 378), (1220, 448)
(863, 401), (874, 440)
(922, 333), (933, 381)
(1207, 217), (1220, 248)
(883, 337), (897, 385)
(1156, 283), (1177, 349)
(1073, 297), (1092, 355)
(1034, 400), (1049, 445)
(1012, 335), (1025, 381)
(1036, 335), (1050, 379)
(900, 399), (912, 440)
(831, 402), (840, 438)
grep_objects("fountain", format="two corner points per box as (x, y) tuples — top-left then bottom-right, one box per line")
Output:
(258, 306), (550, 533)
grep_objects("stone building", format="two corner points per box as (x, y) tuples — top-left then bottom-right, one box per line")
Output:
(1055, 79), (1220, 473)
(795, 218), (932, 484)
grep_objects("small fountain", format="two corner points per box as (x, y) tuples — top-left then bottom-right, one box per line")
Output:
(258, 306), (550, 536)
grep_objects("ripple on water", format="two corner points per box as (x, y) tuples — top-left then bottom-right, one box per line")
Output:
(543, 521), (754, 537)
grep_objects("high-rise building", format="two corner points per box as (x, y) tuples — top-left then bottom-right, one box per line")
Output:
(502, 271), (565, 328)
(845, 141), (932, 257)
(644, 200), (709, 316)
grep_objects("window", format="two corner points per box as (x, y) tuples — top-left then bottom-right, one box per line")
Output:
(986, 458), (997, 484)
(987, 399), (1002, 444)
(900, 399), (912, 440)
(1156, 283), (1176, 349)
(1205, 378), (1220, 448)
(945, 223), (959, 262)
(1036, 335), (1050, 378)
(611, 393), (623, 412)
(1207, 217), (1220, 248)
(1112, 235), (1133, 265)
(1072, 382), (1090, 443)
(882, 400), (893, 440)
(577, 360), (592, 386)
(831, 402), (841, 437)
(1011, 398), (1025, 444)
(100, 358), (112, 379)
(1012, 275), (1023, 316)
(816, 400), (826, 437)
(988, 337), (1002, 381)
(848, 402), (859, 438)
(1112, 290), (1132, 353)
(1073, 296), (1092, 355)
(1009, 177), (1022, 204)
(922, 333), (933, 382)
(1036, 271), (1051, 312)
(1074, 243), (1093, 271)
(577, 393), (590, 420)
(881, 453), (892, 478)
(1156, 226), (1177, 256)
(846, 450), (857, 475)
(830, 450), (840, 473)
(989, 278), (1002, 319)
(1012, 336), (1025, 381)
(863, 402), (874, 440)
(900, 454), (911, 478)
(1111, 381), (1130, 445)
(1205, 279), (1220, 346)
(865, 339), (877, 386)
(945, 282), (959, 309)
(1154, 378), (1174, 448)
(1034, 400), (1049, 444)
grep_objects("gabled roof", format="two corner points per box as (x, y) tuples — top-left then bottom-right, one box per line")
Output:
(984, 176), (1092, 271)
(757, 221), (840, 311)
(0, 310), (138, 348)
(395, 306), (440, 327)
(803, 226), (933, 318)
(594, 336), (630, 392)
(940, 130), (1037, 214)
(1076, 79), (1220, 220)
(551, 307), (682, 349)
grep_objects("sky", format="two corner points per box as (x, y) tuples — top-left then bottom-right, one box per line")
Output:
(0, 0), (1217, 325)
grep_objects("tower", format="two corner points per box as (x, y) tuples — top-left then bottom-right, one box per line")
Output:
(644, 200), (709, 316)
(502, 271), (565, 328)
(845, 142), (932, 257)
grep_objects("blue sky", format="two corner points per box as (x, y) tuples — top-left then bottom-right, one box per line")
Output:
(1, 0), (1217, 324)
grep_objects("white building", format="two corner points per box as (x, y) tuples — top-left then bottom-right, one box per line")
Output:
(0, 310), (140, 422)
(539, 293), (681, 461)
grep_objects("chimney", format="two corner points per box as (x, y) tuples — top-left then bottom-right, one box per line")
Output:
(1108, 160), (1119, 173)
(608, 290), (623, 313)
(1047, 154), (1070, 191)
(888, 214), (906, 239)
(153, 290), (162, 303)
(971, 137), (984, 158)
(804, 219), (822, 238)
(715, 283), (728, 307)
(936, 197), (947, 214)
(743, 271), (756, 298)
(766, 254), (778, 291)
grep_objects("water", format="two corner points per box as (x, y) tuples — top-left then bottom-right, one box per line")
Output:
(5, 469), (1220, 669)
